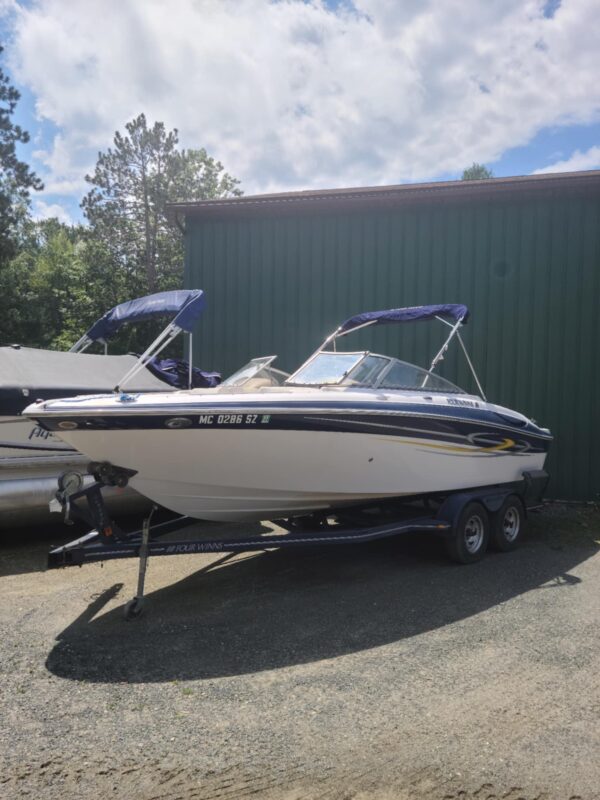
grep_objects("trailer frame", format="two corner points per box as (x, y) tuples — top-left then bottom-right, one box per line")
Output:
(47, 467), (549, 619)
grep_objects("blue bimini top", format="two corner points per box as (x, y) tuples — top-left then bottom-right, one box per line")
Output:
(338, 304), (469, 334)
(85, 289), (206, 342)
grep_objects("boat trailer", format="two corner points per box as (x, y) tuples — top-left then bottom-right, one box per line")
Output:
(47, 466), (549, 620)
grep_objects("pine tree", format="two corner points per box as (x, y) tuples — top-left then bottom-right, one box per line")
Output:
(0, 46), (43, 263)
(82, 113), (241, 293)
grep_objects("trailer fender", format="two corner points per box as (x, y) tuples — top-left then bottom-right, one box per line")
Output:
(437, 489), (511, 528)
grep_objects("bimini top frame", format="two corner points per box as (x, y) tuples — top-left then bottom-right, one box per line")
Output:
(114, 290), (206, 393)
(300, 303), (486, 400)
(70, 290), (205, 354)
(68, 289), (207, 393)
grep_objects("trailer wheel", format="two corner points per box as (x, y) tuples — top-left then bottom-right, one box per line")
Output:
(491, 495), (526, 552)
(445, 501), (489, 564)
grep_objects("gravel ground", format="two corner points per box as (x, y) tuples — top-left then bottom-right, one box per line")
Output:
(0, 504), (599, 799)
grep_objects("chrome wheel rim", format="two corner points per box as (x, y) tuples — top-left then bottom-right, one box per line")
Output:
(503, 506), (520, 542)
(464, 514), (484, 553)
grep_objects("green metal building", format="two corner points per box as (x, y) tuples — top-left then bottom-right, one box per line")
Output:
(169, 170), (600, 501)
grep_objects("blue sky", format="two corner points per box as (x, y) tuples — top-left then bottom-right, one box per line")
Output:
(1, 0), (599, 224)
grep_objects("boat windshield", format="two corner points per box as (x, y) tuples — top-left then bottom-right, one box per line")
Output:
(288, 352), (365, 385)
(378, 359), (465, 393)
(288, 352), (391, 386)
(287, 351), (465, 393)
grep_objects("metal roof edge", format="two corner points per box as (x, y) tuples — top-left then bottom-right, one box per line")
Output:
(167, 169), (600, 223)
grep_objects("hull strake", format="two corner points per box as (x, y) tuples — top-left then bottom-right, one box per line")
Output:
(54, 425), (549, 522)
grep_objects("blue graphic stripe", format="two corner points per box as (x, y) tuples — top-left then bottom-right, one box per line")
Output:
(36, 399), (551, 440)
(36, 410), (550, 454)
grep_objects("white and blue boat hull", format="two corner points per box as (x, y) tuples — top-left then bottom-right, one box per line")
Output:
(26, 389), (552, 522)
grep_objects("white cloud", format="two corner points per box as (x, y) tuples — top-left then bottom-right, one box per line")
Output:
(6, 0), (600, 199)
(32, 199), (74, 225)
(533, 143), (600, 173)
(0, 0), (16, 18)
(32, 132), (90, 196)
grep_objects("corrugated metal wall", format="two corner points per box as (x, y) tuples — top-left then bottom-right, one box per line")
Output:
(185, 191), (600, 501)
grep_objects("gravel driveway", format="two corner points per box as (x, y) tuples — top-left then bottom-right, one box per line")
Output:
(0, 505), (598, 799)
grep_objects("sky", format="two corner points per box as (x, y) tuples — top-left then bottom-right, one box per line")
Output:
(1, 0), (599, 224)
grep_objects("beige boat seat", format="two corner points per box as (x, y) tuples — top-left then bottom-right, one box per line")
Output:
(242, 377), (276, 390)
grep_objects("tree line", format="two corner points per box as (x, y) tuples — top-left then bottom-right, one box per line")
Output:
(0, 49), (241, 351)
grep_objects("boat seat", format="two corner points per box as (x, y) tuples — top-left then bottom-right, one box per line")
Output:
(241, 377), (274, 389)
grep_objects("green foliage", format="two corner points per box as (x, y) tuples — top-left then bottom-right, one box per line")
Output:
(461, 163), (494, 180)
(0, 107), (242, 349)
(0, 219), (88, 347)
(82, 113), (241, 294)
(0, 46), (43, 265)
(0, 217), (199, 353)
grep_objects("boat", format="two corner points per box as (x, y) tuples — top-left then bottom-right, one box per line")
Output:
(24, 304), (552, 524)
(1, 289), (217, 525)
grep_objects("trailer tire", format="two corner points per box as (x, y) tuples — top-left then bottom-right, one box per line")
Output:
(445, 501), (489, 564)
(491, 495), (526, 552)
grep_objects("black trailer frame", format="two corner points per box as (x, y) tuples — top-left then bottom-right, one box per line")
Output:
(47, 468), (549, 619)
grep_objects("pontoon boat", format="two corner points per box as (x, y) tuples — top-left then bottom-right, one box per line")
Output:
(1, 289), (216, 524)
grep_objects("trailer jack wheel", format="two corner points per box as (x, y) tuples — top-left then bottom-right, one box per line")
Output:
(445, 501), (490, 564)
(124, 597), (145, 620)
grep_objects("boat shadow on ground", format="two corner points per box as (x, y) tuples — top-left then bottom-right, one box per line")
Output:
(45, 515), (598, 683)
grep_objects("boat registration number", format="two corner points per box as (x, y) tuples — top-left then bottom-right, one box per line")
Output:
(197, 414), (270, 425)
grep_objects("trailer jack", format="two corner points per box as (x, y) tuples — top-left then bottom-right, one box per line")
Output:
(122, 507), (155, 620)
